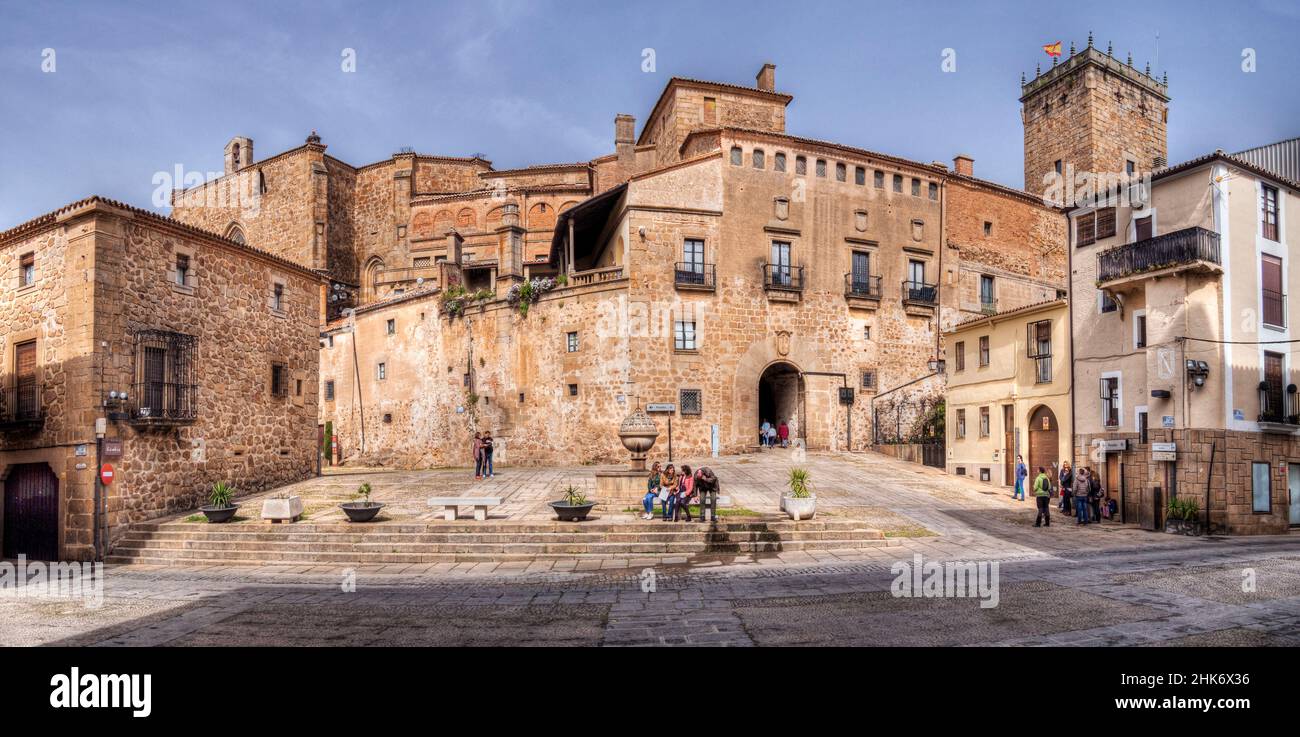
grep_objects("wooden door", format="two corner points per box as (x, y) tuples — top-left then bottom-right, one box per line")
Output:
(1003, 405), (1015, 485)
(1028, 406), (1059, 486)
(3, 463), (60, 561)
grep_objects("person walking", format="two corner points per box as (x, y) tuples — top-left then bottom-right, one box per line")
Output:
(1013, 455), (1027, 500)
(659, 464), (678, 521)
(766, 424), (778, 447)
(473, 432), (485, 480)
(1058, 461), (1073, 515)
(482, 431), (495, 478)
(674, 464), (695, 521)
(1073, 468), (1091, 524)
(1033, 466), (1052, 527)
(642, 462), (662, 520)
(777, 420), (790, 448)
(759, 419), (771, 447)
(1089, 470), (1103, 524)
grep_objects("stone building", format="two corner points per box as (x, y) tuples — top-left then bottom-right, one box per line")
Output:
(166, 63), (1067, 468)
(0, 198), (321, 560)
(944, 299), (1071, 487)
(1070, 145), (1300, 534)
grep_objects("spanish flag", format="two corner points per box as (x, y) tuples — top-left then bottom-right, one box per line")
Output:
(1043, 41), (1062, 57)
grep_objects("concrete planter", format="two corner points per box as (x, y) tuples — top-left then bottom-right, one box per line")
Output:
(783, 494), (817, 521)
(1164, 517), (1203, 536)
(200, 504), (239, 523)
(261, 496), (304, 523)
(340, 502), (384, 522)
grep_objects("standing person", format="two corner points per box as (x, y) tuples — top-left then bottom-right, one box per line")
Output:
(1013, 455), (1027, 500)
(642, 462), (662, 520)
(1073, 468), (1091, 524)
(1033, 466), (1052, 527)
(659, 464), (678, 521)
(777, 420), (790, 448)
(1089, 469), (1103, 524)
(766, 424), (778, 448)
(1058, 461), (1074, 515)
(759, 419), (771, 446)
(675, 464), (694, 521)
(482, 431), (495, 479)
(473, 432), (484, 480)
(694, 467), (719, 523)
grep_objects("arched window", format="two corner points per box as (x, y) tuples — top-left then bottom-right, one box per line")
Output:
(225, 223), (246, 244)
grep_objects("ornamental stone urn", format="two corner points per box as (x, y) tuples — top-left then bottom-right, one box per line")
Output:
(618, 407), (660, 472)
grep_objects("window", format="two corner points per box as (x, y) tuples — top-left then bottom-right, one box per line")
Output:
(795, 155), (807, 175)
(1252, 462), (1271, 513)
(816, 159), (827, 178)
(730, 147), (742, 166)
(296, 378), (303, 397)
(860, 369), (876, 390)
(566, 331), (579, 352)
(983, 221), (993, 236)
(1262, 254), (1285, 328)
(568, 383), (578, 397)
(1137, 409), (1148, 444)
(911, 178), (921, 196)
(770, 240), (792, 286)
(979, 275), (995, 311)
(835, 162), (846, 182)
(1054, 159), (1062, 175)
(1100, 290), (1118, 313)
(956, 409), (966, 438)
(774, 152), (786, 172)
(978, 335), (990, 367)
(892, 174), (903, 192)
(680, 388), (702, 415)
(908, 259), (926, 285)
(674, 320), (697, 351)
(979, 407), (990, 437)
(874, 170), (884, 188)
(682, 238), (705, 278)
(19, 252), (34, 288)
(1262, 184), (1279, 241)
(273, 282), (285, 312)
(13, 340), (37, 420)
(928, 182), (938, 200)
(377, 362), (387, 381)
(324, 380), (335, 401)
(1134, 215), (1153, 241)
(386, 318), (396, 335)
(954, 341), (965, 372)
(863, 325), (871, 341)
(752, 149), (765, 169)
(1096, 207), (1116, 239)
(850, 251), (871, 293)
(131, 330), (197, 422)
(413, 256), (431, 268)
(1131, 311), (1147, 349)
(175, 253), (190, 287)
(1076, 208), (1116, 246)
(1101, 376), (1120, 427)
(703, 97), (716, 124)
(855, 166), (865, 185)
(1028, 319), (1052, 383)
(1262, 351), (1285, 421)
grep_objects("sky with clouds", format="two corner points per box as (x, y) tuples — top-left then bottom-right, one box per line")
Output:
(1, 0), (1297, 227)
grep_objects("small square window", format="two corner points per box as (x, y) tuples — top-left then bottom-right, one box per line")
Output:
(795, 155), (807, 175)
(518, 392), (525, 403)
(377, 362), (387, 380)
(19, 252), (35, 287)
(774, 152), (786, 172)
(863, 325), (871, 341)
(273, 282), (285, 311)
(386, 318), (396, 335)
(928, 182), (938, 200)
(568, 383), (578, 396)
(295, 378), (303, 397)
(566, 331), (579, 352)
(271, 363), (287, 397)
(873, 170), (884, 188)
(892, 174), (903, 192)
(175, 253), (191, 287)
(983, 221), (993, 236)
(680, 388), (702, 415)
(383, 413), (393, 424)
(860, 369), (877, 390)
(324, 380), (335, 401)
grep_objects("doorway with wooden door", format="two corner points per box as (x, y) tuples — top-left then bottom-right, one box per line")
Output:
(1028, 405), (1059, 489)
(1002, 405), (1015, 486)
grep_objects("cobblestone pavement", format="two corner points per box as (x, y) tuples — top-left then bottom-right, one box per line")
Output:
(3, 451), (1297, 646)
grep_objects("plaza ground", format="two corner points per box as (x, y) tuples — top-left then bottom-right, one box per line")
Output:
(2, 449), (1297, 646)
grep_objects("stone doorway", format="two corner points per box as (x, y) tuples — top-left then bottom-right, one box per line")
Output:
(758, 361), (805, 444)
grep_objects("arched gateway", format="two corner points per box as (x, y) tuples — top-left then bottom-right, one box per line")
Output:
(1028, 405), (1059, 481)
(757, 361), (805, 444)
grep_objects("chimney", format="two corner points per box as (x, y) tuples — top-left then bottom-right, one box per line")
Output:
(615, 113), (636, 176)
(756, 63), (776, 92)
(953, 154), (974, 177)
(224, 136), (253, 175)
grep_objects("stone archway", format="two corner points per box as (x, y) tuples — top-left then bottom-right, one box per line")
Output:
(1028, 404), (1059, 481)
(758, 361), (805, 444)
(363, 257), (385, 301)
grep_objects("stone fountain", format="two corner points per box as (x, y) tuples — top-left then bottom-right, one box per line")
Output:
(594, 406), (661, 505)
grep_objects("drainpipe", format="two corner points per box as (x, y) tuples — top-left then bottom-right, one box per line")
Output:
(1067, 211), (1077, 474)
(936, 176), (947, 361)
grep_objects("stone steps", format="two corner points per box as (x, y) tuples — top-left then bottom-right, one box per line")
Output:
(106, 518), (892, 566)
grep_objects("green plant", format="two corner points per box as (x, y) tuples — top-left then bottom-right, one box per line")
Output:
(355, 482), (373, 507)
(1167, 497), (1201, 521)
(787, 467), (812, 498)
(209, 481), (234, 509)
(559, 485), (588, 506)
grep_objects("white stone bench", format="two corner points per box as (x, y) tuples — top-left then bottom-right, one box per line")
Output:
(428, 497), (503, 521)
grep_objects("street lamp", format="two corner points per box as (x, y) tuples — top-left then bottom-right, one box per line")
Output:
(927, 358), (946, 374)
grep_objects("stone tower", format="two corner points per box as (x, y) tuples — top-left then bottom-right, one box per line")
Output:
(1020, 37), (1168, 200)
(224, 136), (254, 174)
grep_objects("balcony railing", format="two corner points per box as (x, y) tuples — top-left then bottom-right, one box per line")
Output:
(131, 382), (198, 424)
(763, 264), (804, 292)
(1263, 288), (1287, 329)
(980, 297), (998, 314)
(845, 273), (882, 299)
(1096, 226), (1221, 283)
(674, 262), (716, 291)
(902, 280), (938, 306)
(565, 265), (625, 287)
(375, 265), (440, 286)
(0, 384), (44, 429)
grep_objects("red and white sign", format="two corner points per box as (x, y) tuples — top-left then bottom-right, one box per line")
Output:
(100, 464), (115, 486)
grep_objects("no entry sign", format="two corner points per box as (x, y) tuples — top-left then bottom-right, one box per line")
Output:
(100, 464), (115, 486)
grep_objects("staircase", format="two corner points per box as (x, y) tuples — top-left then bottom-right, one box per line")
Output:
(106, 518), (894, 566)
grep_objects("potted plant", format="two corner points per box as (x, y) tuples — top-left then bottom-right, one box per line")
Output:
(1164, 497), (1203, 536)
(340, 482), (384, 522)
(261, 492), (304, 523)
(200, 481), (239, 523)
(549, 485), (597, 522)
(783, 467), (816, 520)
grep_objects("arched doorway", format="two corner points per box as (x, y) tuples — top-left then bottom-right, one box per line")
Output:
(758, 361), (805, 444)
(2, 463), (60, 561)
(1027, 405), (1059, 481)
(363, 257), (385, 302)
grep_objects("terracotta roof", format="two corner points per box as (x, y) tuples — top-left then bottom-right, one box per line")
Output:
(1152, 149), (1300, 193)
(481, 162), (592, 177)
(0, 195), (324, 280)
(949, 297), (1066, 331)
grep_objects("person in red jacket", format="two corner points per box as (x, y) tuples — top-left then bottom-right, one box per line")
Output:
(777, 420), (790, 448)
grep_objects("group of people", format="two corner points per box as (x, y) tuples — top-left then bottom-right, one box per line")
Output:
(1013, 457), (1111, 527)
(642, 462), (719, 522)
(758, 419), (791, 447)
(472, 431), (496, 480)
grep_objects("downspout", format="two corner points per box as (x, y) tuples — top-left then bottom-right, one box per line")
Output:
(1067, 209), (1077, 473)
(936, 176), (947, 361)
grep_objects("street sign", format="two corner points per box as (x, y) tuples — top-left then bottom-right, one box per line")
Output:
(100, 464), (115, 486)
(1100, 439), (1127, 451)
(646, 403), (676, 413)
(1152, 451), (1176, 461)
(1162, 415), (1175, 428)
(1151, 442), (1176, 452)
(103, 438), (123, 458)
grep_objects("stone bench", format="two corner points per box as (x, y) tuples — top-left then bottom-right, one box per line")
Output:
(428, 497), (503, 521)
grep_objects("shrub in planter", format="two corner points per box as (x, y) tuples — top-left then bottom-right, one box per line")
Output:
(200, 481), (239, 523)
(340, 481), (384, 522)
(1164, 497), (1203, 535)
(783, 467), (817, 520)
(549, 485), (596, 522)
